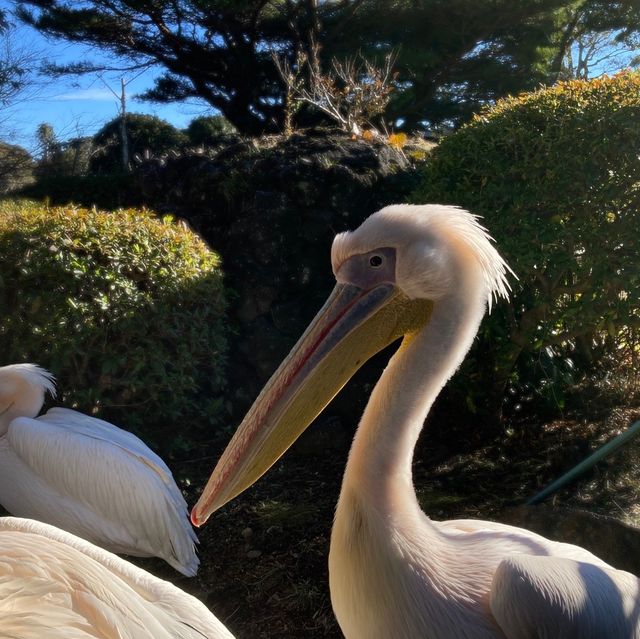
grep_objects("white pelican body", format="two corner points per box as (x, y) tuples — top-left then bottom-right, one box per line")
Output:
(192, 205), (640, 638)
(0, 516), (234, 639)
(0, 364), (199, 576)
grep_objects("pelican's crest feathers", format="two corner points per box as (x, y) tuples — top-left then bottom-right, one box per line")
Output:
(332, 204), (514, 310)
(0, 363), (57, 399)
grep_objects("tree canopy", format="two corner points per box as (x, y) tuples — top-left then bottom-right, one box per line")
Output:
(553, 1), (640, 79)
(18, 0), (303, 134)
(16, 1), (640, 135)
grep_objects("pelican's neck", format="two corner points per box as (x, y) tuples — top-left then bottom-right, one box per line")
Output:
(343, 273), (487, 514)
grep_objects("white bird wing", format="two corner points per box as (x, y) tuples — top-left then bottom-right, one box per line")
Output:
(490, 554), (640, 639)
(436, 517), (640, 636)
(0, 517), (234, 639)
(437, 517), (609, 565)
(6, 407), (198, 575)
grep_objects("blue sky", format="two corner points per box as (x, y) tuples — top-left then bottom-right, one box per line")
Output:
(1, 0), (214, 154)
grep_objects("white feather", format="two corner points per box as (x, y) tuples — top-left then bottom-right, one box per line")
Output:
(326, 205), (639, 638)
(0, 365), (199, 576)
(0, 517), (234, 639)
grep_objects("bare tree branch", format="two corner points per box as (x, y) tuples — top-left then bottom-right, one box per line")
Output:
(275, 40), (397, 136)
(562, 27), (640, 79)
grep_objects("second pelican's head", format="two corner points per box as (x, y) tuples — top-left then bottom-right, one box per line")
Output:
(192, 204), (511, 525)
(0, 364), (56, 433)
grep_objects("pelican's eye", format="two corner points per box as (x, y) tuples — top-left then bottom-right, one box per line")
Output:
(335, 247), (395, 287)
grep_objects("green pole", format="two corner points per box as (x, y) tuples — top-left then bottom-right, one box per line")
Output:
(527, 420), (640, 505)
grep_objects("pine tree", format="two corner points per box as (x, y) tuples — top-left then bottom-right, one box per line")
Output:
(17, 0), (640, 134)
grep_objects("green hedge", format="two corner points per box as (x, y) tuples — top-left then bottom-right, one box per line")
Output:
(414, 72), (640, 419)
(0, 200), (228, 455)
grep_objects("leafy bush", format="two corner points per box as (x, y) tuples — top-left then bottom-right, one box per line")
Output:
(0, 142), (34, 194)
(91, 113), (188, 173)
(414, 72), (640, 420)
(0, 199), (228, 455)
(185, 115), (236, 145)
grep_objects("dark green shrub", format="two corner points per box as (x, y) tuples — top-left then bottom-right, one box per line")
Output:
(20, 173), (139, 209)
(0, 142), (34, 194)
(91, 113), (188, 173)
(185, 115), (236, 145)
(137, 132), (427, 427)
(0, 199), (228, 456)
(414, 72), (640, 420)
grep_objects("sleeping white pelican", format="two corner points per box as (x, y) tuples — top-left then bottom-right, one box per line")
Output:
(0, 364), (199, 576)
(0, 516), (234, 638)
(191, 205), (640, 638)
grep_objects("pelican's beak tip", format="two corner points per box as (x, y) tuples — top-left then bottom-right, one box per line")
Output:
(190, 503), (211, 528)
(190, 508), (203, 528)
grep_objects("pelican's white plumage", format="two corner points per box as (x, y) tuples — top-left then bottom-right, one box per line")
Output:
(0, 364), (199, 576)
(0, 516), (234, 639)
(193, 204), (640, 638)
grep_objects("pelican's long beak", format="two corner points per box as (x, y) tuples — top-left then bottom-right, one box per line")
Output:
(191, 283), (432, 526)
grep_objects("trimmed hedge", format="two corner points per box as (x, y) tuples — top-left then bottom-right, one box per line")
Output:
(0, 200), (228, 455)
(414, 72), (640, 419)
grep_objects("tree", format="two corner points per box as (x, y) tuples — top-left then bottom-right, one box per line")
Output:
(554, 3), (640, 80)
(561, 30), (639, 79)
(56, 136), (94, 176)
(551, 1), (640, 81)
(0, 141), (34, 193)
(323, 0), (564, 131)
(36, 136), (94, 178)
(33, 123), (95, 177)
(341, 0), (640, 130)
(17, 0), (305, 135)
(35, 122), (56, 162)
(17, 1), (640, 135)
(275, 45), (397, 136)
(90, 113), (187, 173)
(0, 12), (34, 113)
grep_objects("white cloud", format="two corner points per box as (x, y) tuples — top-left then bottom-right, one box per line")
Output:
(52, 88), (116, 102)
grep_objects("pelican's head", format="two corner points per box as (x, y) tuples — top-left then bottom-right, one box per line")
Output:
(331, 204), (511, 308)
(192, 204), (511, 525)
(0, 364), (56, 432)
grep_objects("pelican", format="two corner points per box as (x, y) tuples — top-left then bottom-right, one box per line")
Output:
(0, 516), (234, 638)
(191, 205), (640, 638)
(0, 363), (199, 576)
